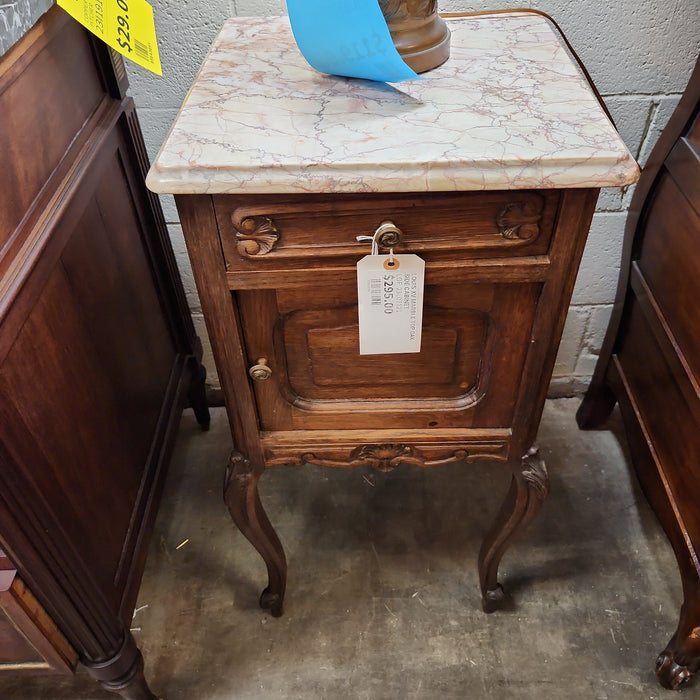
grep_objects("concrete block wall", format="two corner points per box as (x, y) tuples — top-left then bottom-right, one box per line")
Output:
(126, 0), (699, 393)
(0, 0), (53, 54)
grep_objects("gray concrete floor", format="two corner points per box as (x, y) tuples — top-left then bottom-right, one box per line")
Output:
(1, 399), (697, 699)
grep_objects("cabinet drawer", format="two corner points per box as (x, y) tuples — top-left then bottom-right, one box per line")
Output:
(214, 190), (560, 280)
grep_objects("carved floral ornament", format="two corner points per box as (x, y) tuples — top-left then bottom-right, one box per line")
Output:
(301, 443), (470, 472)
(496, 200), (542, 240)
(232, 214), (279, 257)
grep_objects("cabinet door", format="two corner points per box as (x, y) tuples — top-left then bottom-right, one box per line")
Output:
(238, 276), (540, 431)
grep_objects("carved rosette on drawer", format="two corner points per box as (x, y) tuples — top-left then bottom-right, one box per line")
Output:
(232, 211), (279, 257)
(497, 200), (543, 240)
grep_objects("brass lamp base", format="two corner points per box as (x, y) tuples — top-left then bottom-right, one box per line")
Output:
(380, 2), (451, 74)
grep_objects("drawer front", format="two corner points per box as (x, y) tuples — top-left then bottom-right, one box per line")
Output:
(214, 190), (560, 282)
(237, 276), (541, 432)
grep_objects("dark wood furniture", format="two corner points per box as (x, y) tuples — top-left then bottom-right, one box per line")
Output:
(149, 14), (637, 621)
(578, 57), (700, 690)
(0, 8), (209, 698)
(0, 549), (77, 675)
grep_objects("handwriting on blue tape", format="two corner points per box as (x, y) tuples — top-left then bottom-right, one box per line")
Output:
(286, 0), (421, 83)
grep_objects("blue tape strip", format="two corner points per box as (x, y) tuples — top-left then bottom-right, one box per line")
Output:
(286, 0), (421, 83)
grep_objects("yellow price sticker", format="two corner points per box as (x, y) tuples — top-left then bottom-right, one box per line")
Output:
(58, 0), (162, 75)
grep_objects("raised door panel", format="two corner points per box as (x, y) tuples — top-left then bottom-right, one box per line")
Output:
(0, 132), (174, 610)
(0, 12), (104, 253)
(238, 277), (540, 431)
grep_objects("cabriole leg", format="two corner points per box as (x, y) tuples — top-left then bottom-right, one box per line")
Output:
(478, 446), (550, 612)
(224, 450), (287, 617)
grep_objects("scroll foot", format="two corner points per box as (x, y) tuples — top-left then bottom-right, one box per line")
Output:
(260, 587), (284, 618)
(481, 584), (505, 613)
(656, 651), (695, 691)
(478, 447), (549, 612)
(655, 587), (700, 690)
(224, 451), (287, 616)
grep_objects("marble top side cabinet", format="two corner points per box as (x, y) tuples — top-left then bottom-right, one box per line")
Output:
(149, 14), (638, 621)
(0, 7), (209, 699)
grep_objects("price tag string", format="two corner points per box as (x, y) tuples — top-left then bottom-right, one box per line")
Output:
(356, 231), (396, 268)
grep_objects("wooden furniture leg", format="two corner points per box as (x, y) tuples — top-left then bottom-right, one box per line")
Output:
(82, 631), (156, 700)
(613, 369), (700, 690)
(575, 378), (617, 430)
(223, 452), (287, 617)
(656, 573), (700, 690)
(580, 360), (700, 690)
(187, 357), (211, 431)
(478, 447), (550, 612)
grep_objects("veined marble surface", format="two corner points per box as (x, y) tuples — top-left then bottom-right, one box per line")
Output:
(147, 13), (639, 195)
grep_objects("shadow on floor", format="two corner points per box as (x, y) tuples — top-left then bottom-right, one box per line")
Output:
(0, 399), (690, 699)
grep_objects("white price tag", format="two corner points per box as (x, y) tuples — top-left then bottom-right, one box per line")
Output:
(357, 254), (425, 355)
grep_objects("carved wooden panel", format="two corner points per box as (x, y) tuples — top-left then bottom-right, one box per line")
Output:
(283, 304), (488, 402)
(215, 190), (558, 282)
(237, 278), (541, 432)
(260, 429), (510, 468)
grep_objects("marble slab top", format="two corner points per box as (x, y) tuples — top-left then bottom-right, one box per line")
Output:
(147, 13), (639, 195)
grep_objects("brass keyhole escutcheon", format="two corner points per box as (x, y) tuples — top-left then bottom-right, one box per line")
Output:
(249, 358), (272, 382)
(375, 221), (403, 249)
